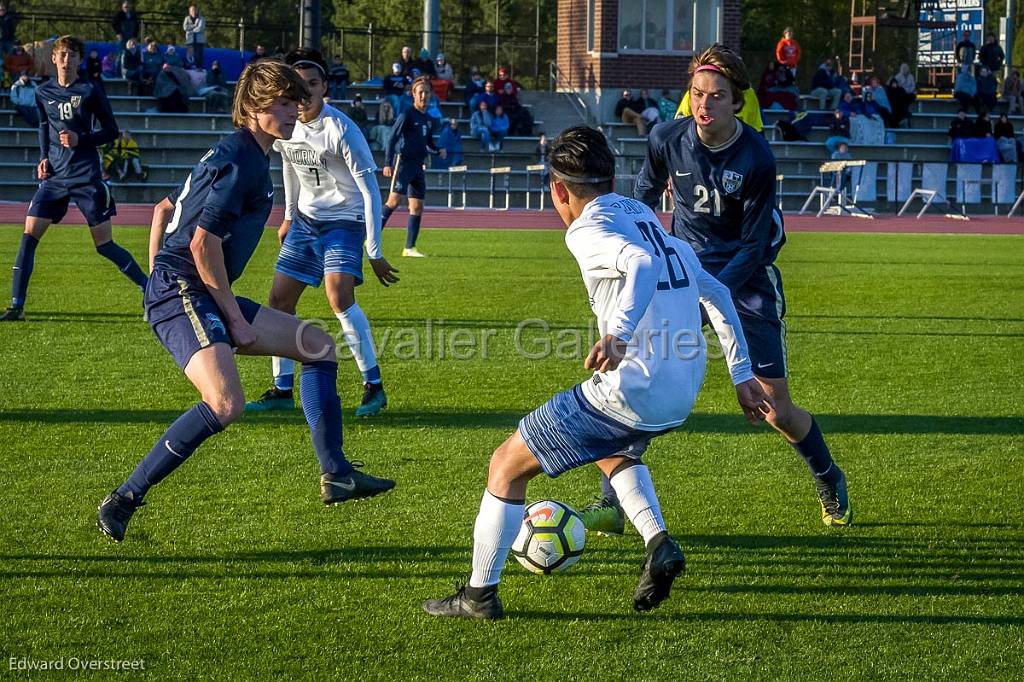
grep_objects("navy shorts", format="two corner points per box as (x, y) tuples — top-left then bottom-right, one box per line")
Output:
(275, 213), (365, 287)
(733, 264), (788, 379)
(518, 385), (669, 478)
(145, 268), (261, 370)
(28, 178), (116, 227)
(392, 162), (426, 199)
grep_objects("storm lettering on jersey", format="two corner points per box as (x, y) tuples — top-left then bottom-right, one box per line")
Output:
(283, 147), (327, 169)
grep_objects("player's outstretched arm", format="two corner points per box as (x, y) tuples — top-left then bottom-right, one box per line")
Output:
(148, 197), (174, 272)
(191, 228), (255, 348)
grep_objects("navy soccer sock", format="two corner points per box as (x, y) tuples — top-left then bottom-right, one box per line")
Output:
(600, 473), (620, 505)
(10, 233), (39, 307)
(300, 360), (353, 476)
(118, 402), (224, 498)
(405, 214), (422, 249)
(381, 204), (395, 227)
(792, 417), (841, 484)
(96, 240), (148, 288)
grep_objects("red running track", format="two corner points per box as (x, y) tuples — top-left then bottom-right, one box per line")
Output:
(1, 203), (1021, 235)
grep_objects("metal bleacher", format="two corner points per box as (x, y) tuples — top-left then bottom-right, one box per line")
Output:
(0, 78), (550, 207)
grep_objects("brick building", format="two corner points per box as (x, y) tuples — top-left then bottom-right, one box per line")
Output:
(556, 0), (742, 121)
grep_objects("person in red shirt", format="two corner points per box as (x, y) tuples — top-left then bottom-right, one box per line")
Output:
(493, 65), (521, 97)
(774, 27), (801, 76)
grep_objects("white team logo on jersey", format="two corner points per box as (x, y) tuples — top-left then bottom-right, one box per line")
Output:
(70, 96), (82, 108)
(722, 170), (744, 194)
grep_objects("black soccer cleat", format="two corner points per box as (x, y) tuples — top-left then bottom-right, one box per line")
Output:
(0, 306), (25, 321)
(633, 532), (686, 612)
(422, 582), (504, 620)
(354, 382), (387, 417)
(320, 465), (395, 505)
(97, 490), (145, 542)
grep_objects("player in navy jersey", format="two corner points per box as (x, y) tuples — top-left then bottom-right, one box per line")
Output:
(585, 44), (851, 531)
(97, 60), (394, 543)
(381, 76), (445, 258)
(0, 35), (147, 322)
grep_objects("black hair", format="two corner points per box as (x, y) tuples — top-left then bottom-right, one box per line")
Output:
(547, 126), (616, 195)
(284, 47), (328, 79)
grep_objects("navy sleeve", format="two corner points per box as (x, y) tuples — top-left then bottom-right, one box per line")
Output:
(79, 86), (118, 150)
(36, 90), (49, 161)
(198, 162), (246, 238)
(633, 128), (670, 208)
(425, 122), (439, 156)
(384, 113), (407, 166)
(715, 153), (777, 292)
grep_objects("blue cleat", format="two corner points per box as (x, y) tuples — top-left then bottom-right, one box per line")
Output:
(244, 386), (295, 412)
(354, 382), (387, 417)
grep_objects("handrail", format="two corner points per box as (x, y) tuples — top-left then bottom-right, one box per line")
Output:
(549, 61), (593, 126)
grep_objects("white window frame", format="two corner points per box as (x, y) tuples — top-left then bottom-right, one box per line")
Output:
(616, 0), (723, 56)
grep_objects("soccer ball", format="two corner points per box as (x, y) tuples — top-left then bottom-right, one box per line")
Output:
(511, 500), (586, 574)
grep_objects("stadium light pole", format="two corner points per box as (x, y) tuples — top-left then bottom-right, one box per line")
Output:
(424, 0), (440, 56)
(299, 0), (322, 51)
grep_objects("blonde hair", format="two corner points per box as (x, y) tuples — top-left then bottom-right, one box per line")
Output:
(231, 59), (311, 128)
(53, 35), (85, 58)
(688, 43), (751, 106)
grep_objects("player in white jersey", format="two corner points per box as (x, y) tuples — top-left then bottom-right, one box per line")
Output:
(423, 126), (773, 620)
(245, 49), (399, 417)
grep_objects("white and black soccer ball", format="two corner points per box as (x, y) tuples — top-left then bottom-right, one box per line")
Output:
(511, 499), (586, 574)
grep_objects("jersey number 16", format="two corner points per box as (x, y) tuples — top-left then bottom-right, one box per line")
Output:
(635, 221), (690, 291)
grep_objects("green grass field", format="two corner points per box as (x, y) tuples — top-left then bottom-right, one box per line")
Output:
(0, 224), (1022, 680)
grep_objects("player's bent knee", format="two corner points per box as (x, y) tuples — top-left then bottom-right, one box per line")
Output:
(298, 324), (335, 362)
(207, 392), (244, 425)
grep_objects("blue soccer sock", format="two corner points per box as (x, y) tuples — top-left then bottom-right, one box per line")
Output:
(405, 214), (422, 249)
(10, 233), (39, 307)
(381, 204), (395, 227)
(599, 472), (619, 505)
(96, 240), (148, 288)
(792, 417), (841, 484)
(300, 359), (353, 475)
(117, 402), (224, 498)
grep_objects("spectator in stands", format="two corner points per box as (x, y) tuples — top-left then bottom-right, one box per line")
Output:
(948, 109), (973, 139)
(347, 93), (368, 133)
(86, 48), (103, 82)
(101, 49), (118, 78)
(9, 71), (36, 126)
(770, 62), (800, 97)
(470, 80), (498, 114)
(615, 89), (646, 136)
(397, 83), (414, 116)
(140, 41), (163, 95)
(861, 90), (883, 120)
(470, 99), (494, 150)
(774, 27), (800, 76)
(953, 66), (978, 113)
(955, 31), (976, 70)
(838, 91), (861, 118)
(154, 62), (191, 113)
(489, 104), (509, 151)
(164, 45), (183, 68)
(249, 44), (267, 63)
(979, 33), (1004, 76)
(830, 141), (853, 195)
(864, 76), (891, 125)
(183, 45), (199, 71)
(328, 55), (349, 100)
(976, 66), (998, 112)
(182, 4), (206, 69)
(369, 97), (395, 151)
(1004, 69), (1022, 114)
(434, 117), (463, 169)
(994, 112), (1016, 163)
(974, 111), (992, 138)
(464, 69), (485, 107)
(121, 38), (143, 92)
(398, 46), (414, 77)
(499, 81), (533, 135)
(493, 66), (520, 96)
(413, 48), (435, 78)
(636, 88), (659, 128)
(810, 59), (842, 109)
(425, 88), (443, 125)
(825, 108), (850, 154)
(887, 63), (916, 127)
(112, 1), (141, 48)
(434, 53), (454, 83)
(0, 4), (19, 59)
(383, 62), (408, 113)
(536, 132), (548, 162)
(657, 88), (676, 122)
(111, 129), (146, 181)
(197, 58), (229, 111)
(3, 43), (30, 79)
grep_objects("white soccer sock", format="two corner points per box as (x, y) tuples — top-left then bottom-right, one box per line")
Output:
(469, 491), (524, 588)
(336, 304), (379, 381)
(272, 356), (295, 390)
(609, 464), (667, 547)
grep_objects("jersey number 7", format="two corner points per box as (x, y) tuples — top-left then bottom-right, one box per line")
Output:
(635, 221), (690, 290)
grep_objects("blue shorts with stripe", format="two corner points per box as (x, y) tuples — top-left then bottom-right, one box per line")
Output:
(518, 385), (670, 478)
(275, 213), (365, 287)
(144, 268), (261, 370)
(391, 162), (426, 199)
(733, 264), (788, 379)
(28, 178), (116, 227)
